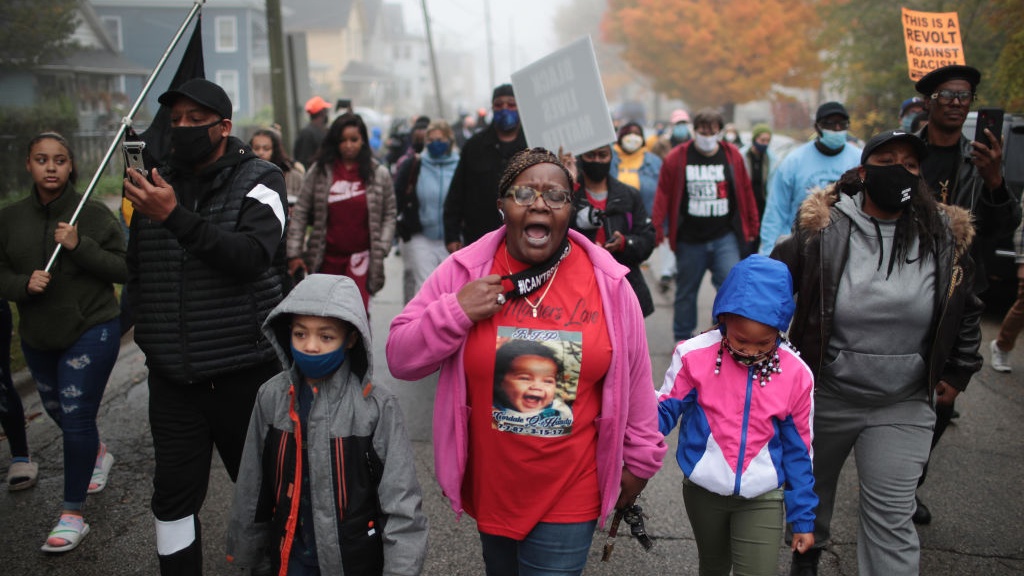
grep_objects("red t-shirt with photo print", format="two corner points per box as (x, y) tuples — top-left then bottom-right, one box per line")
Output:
(461, 239), (612, 539)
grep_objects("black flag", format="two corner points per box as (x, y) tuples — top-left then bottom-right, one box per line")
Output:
(138, 14), (206, 167)
(120, 14), (204, 335)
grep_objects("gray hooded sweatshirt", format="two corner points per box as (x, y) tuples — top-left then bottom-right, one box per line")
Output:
(822, 192), (937, 405)
(226, 274), (427, 575)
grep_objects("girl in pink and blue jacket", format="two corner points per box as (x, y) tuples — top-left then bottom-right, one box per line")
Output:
(658, 254), (816, 576)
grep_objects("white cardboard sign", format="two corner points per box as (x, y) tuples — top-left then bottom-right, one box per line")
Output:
(511, 36), (615, 156)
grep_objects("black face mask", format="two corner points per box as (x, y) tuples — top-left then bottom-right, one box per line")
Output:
(863, 164), (917, 213)
(170, 121), (222, 165)
(412, 139), (425, 154)
(724, 338), (775, 366)
(579, 159), (611, 183)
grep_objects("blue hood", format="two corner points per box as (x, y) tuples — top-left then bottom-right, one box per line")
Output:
(712, 255), (795, 333)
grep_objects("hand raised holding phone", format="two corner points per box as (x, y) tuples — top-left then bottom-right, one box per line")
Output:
(971, 107), (1005, 190)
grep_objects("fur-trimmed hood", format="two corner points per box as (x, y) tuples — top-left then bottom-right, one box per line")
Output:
(796, 185), (975, 259)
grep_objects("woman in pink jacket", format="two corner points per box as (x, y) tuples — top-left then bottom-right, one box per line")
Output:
(387, 148), (666, 575)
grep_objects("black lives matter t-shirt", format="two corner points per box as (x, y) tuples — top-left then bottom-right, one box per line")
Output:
(677, 146), (733, 243)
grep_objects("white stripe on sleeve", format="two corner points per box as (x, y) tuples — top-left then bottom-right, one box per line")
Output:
(246, 183), (286, 238)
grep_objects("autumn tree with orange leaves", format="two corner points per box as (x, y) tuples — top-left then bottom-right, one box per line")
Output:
(602, 0), (825, 113)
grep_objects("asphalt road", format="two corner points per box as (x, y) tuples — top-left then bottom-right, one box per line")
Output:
(1, 252), (1022, 575)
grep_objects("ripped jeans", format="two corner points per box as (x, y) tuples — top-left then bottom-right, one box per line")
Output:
(21, 318), (119, 509)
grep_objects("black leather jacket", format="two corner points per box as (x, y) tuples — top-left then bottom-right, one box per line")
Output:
(771, 187), (983, 396)
(917, 127), (1022, 292)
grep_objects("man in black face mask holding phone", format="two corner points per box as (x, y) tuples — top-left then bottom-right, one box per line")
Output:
(570, 143), (656, 317)
(123, 78), (288, 575)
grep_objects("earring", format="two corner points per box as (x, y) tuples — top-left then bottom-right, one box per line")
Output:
(498, 208), (505, 222)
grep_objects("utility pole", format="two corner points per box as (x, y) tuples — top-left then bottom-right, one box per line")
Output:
(420, 0), (445, 118)
(508, 20), (515, 72)
(266, 0), (290, 145)
(484, 0), (495, 89)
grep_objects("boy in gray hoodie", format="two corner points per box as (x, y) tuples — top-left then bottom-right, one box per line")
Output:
(227, 274), (427, 575)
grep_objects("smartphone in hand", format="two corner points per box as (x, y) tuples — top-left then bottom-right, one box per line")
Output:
(974, 107), (1004, 149)
(123, 141), (148, 178)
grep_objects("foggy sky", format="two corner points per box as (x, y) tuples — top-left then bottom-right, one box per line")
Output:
(396, 0), (573, 106)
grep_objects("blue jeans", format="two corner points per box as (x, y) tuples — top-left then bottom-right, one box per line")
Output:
(21, 318), (119, 508)
(0, 300), (30, 459)
(480, 520), (597, 576)
(673, 233), (740, 341)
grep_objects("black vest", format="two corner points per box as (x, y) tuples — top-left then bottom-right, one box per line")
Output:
(132, 157), (285, 384)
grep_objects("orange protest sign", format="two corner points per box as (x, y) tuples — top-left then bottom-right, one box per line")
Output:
(902, 7), (966, 81)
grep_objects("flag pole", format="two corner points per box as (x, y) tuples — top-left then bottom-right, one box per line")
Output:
(45, 0), (206, 272)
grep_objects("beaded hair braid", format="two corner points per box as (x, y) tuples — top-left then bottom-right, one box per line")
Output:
(497, 147), (575, 197)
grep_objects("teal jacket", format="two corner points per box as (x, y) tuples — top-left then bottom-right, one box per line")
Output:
(0, 187), (126, 349)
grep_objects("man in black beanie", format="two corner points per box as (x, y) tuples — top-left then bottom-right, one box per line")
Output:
(443, 83), (527, 251)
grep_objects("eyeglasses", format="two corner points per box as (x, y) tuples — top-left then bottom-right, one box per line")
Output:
(504, 186), (571, 209)
(931, 89), (974, 105)
(817, 120), (850, 131)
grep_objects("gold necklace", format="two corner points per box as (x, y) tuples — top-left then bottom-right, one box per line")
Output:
(523, 266), (559, 317)
(503, 246), (564, 318)
(938, 179), (950, 204)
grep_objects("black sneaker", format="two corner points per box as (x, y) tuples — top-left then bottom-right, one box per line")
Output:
(912, 495), (932, 525)
(789, 548), (820, 576)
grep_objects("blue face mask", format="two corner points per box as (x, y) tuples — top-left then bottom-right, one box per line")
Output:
(291, 343), (347, 380)
(753, 142), (769, 154)
(426, 140), (449, 159)
(672, 124), (691, 141)
(900, 116), (915, 133)
(819, 129), (847, 150)
(493, 109), (519, 132)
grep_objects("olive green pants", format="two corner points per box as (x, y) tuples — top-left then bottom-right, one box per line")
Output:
(683, 479), (784, 576)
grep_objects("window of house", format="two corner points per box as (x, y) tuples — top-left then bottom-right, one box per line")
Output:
(216, 16), (238, 52)
(100, 16), (123, 51)
(215, 70), (240, 113)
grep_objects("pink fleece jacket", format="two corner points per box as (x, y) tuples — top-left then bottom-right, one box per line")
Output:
(386, 228), (666, 525)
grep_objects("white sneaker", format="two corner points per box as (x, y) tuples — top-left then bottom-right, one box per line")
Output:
(990, 340), (1012, 373)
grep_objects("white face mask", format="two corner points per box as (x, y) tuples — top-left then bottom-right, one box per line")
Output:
(694, 133), (719, 154)
(620, 133), (644, 154)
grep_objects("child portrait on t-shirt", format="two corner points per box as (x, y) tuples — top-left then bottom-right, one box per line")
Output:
(491, 334), (578, 436)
